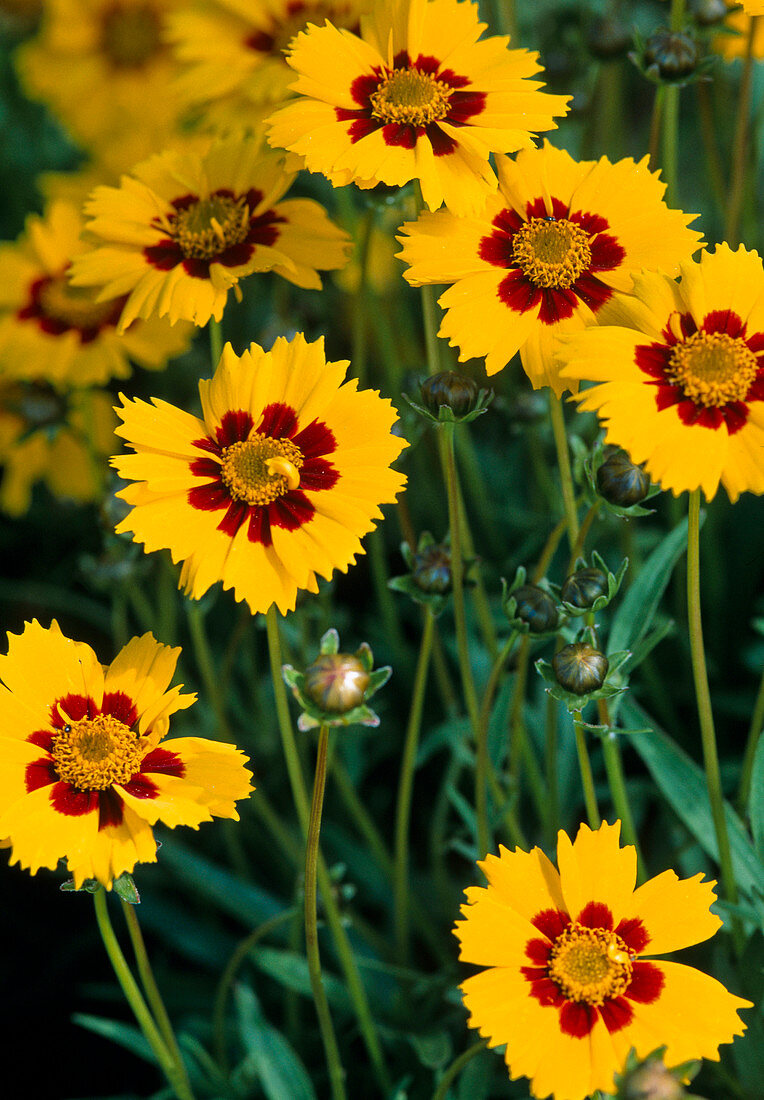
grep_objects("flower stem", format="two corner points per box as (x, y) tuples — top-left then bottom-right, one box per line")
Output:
(597, 722), (646, 881)
(432, 1038), (489, 1100)
(93, 890), (194, 1100)
(726, 16), (758, 247)
(662, 84), (680, 208)
(686, 491), (740, 924)
(573, 714), (601, 830)
(186, 601), (233, 741)
(394, 608), (435, 962)
(305, 724), (347, 1100)
(209, 316), (223, 367)
(738, 662), (764, 809)
(443, 422), (487, 856)
(121, 900), (193, 1097)
(548, 394), (579, 553)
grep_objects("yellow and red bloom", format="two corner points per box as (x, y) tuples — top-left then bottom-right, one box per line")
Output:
(397, 143), (703, 394)
(559, 244), (764, 501)
(0, 621), (253, 889)
(0, 201), (191, 387)
(112, 333), (408, 615)
(70, 135), (352, 329)
(715, 10), (764, 61)
(167, 0), (365, 132)
(266, 0), (570, 216)
(456, 821), (750, 1100)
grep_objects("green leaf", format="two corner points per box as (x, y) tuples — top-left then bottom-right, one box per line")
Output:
(232, 984), (317, 1100)
(72, 1014), (155, 1065)
(749, 734), (764, 858)
(408, 1031), (453, 1071)
(251, 946), (352, 1012)
(608, 517), (696, 658)
(622, 700), (761, 898)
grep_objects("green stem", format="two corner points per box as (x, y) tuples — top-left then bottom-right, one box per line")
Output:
(185, 601), (231, 741)
(394, 609), (435, 961)
(695, 81), (727, 219)
(725, 16), (758, 247)
(648, 85), (665, 170)
(443, 423), (487, 856)
(738, 662), (764, 809)
(567, 501), (602, 568)
(367, 528), (407, 658)
(122, 901), (192, 1095)
(350, 205), (375, 386)
(574, 715), (601, 830)
(544, 692), (560, 845)
(209, 317), (223, 367)
(686, 492), (741, 929)
(305, 725), (347, 1100)
(597, 722), (646, 881)
(662, 84), (679, 208)
(548, 395), (579, 553)
(93, 891), (194, 1100)
(670, 0), (685, 30)
(265, 609), (391, 1091)
(213, 910), (297, 1071)
(432, 1039), (489, 1100)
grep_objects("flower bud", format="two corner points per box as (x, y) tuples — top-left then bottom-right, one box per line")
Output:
(552, 642), (609, 696)
(621, 1059), (686, 1100)
(596, 449), (650, 507)
(510, 584), (559, 634)
(689, 0), (728, 27)
(412, 541), (452, 595)
(303, 653), (370, 714)
(644, 29), (698, 80)
(420, 371), (479, 419)
(587, 15), (631, 60)
(561, 568), (609, 610)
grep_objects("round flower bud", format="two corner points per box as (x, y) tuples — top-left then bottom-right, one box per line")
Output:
(412, 542), (452, 595)
(622, 1060), (685, 1100)
(644, 30), (698, 80)
(561, 568), (609, 610)
(303, 654), (370, 714)
(596, 449), (650, 507)
(689, 0), (728, 27)
(420, 371), (479, 418)
(587, 15), (631, 60)
(552, 642), (609, 696)
(510, 584), (559, 633)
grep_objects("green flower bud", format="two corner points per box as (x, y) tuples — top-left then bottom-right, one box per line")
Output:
(303, 653), (370, 714)
(596, 449), (650, 507)
(420, 371), (479, 419)
(552, 642), (609, 696)
(510, 584), (559, 634)
(689, 0), (728, 27)
(561, 567), (609, 610)
(621, 1059), (686, 1100)
(412, 541), (452, 595)
(587, 15), (631, 60)
(644, 29), (698, 81)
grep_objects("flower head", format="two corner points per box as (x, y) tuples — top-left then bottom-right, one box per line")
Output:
(0, 201), (191, 387)
(266, 0), (570, 215)
(112, 333), (408, 615)
(0, 621), (253, 889)
(559, 244), (764, 502)
(398, 143), (703, 394)
(714, 10), (764, 62)
(455, 821), (750, 1100)
(69, 134), (352, 330)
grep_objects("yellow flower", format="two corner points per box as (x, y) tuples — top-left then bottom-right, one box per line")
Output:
(397, 143), (703, 394)
(0, 621), (253, 889)
(715, 10), (764, 61)
(14, 0), (185, 174)
(455, 821), (751, 1100)
(167, 0), (365, 133)
(112, 333), (408, 615)
(0, 382), (116, 515)
(69, 135), (353, 329)
(559, 244), (764, 502)
(0, 201), (191, 388)
(266, 0), (570, 216)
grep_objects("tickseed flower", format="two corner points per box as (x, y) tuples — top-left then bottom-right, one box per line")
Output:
(0, 382), (115, 516)
(69, 135), (352, 330)
(455, 821), (751, 1100)
(397, 143), (703, 394)
(15, 0), (185, 175)
(559, 244), (764, 502)
(715, 10), (764, 61)
(112, 334), (408, 615)
(0, 621), (253, 890)
(0, 201), (191, 387)
(266, 0), (570, 216)
(167, 0), (364, 132)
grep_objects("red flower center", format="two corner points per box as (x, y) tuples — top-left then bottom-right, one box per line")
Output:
(17, 270), (124, 343)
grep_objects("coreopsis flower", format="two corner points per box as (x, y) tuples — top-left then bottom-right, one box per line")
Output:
(0, 382), (116, 515)
(266, 0), (570, 216)
(742, 2), (764, 14)
(559, 244), (764, 501)
(397, 143), (703, 394)
(715, 10), (764, 61)
(0, 201), (191, 388)
(167, 0), (364, 132)
(69, 135), (352, 329)
(455, 821), (751, 1100)
(0, 621), (253, 889)
(15, 0), (185, 174)
(112, 334), (408, 615)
